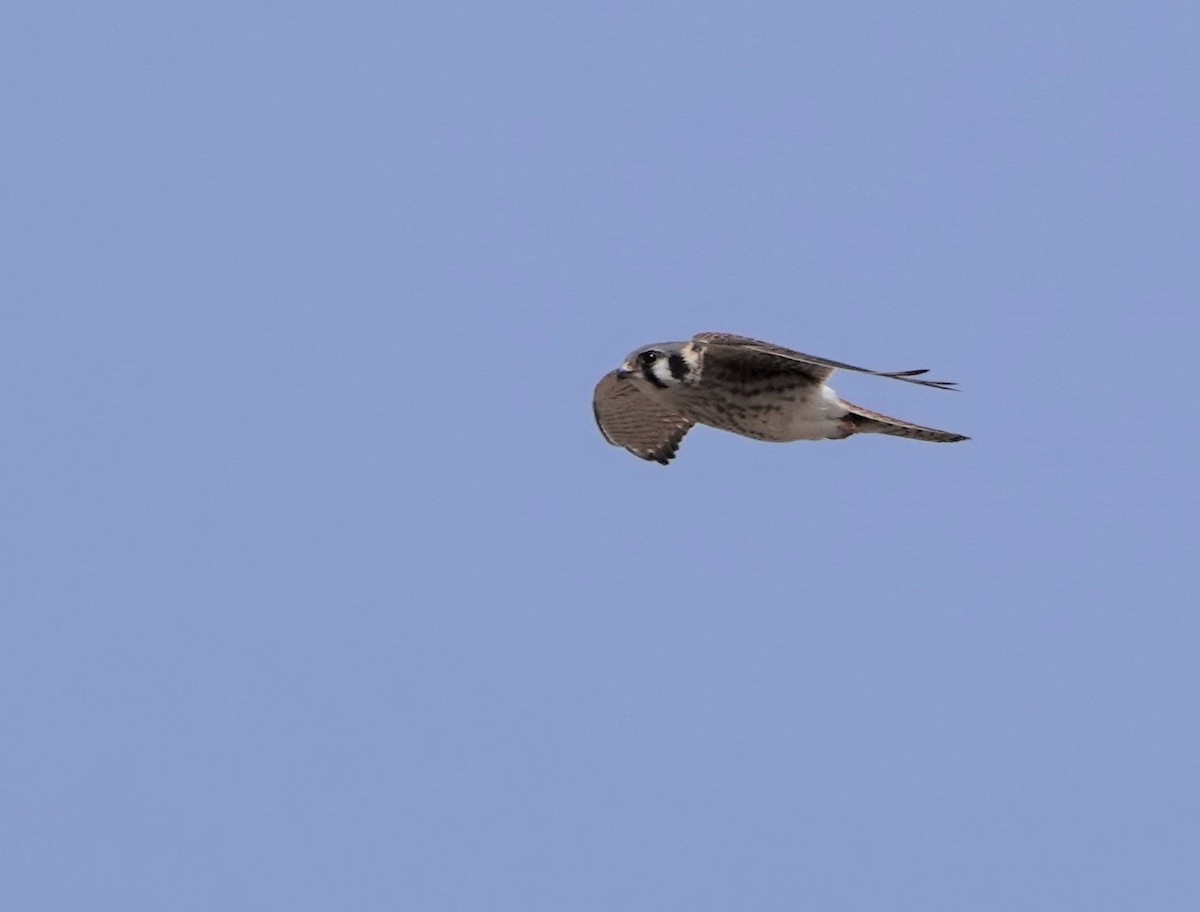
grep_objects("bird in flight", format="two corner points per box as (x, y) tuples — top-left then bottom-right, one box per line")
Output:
(593, 332), (968, 464)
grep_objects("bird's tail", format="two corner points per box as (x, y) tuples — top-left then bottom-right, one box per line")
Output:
(842, 401), (969, 443)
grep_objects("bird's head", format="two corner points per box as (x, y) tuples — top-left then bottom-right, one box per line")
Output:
(616, 342), (700, 390)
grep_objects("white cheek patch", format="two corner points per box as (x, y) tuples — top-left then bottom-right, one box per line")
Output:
(649, 360), (678, 386)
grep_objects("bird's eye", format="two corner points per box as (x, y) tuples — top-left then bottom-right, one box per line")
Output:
(640, 351), (659, 364)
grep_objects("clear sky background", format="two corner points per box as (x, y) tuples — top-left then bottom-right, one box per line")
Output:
(3, 2), (1198, 909)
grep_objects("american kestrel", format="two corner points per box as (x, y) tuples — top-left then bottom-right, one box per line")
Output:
(593, 332), (968, 464)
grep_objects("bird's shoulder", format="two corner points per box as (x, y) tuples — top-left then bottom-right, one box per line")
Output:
(692, 332), (828, 384)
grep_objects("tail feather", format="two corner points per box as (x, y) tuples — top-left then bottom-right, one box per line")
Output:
(842, 401), (969, 443)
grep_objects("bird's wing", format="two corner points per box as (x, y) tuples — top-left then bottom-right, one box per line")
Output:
(593, 371), (694, 464)
(692, 332), (959, 390)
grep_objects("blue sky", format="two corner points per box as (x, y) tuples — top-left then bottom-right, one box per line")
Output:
(3, 2), (1198, 909)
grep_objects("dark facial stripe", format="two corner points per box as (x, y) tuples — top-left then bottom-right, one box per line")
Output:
(667, 353), (689, 381)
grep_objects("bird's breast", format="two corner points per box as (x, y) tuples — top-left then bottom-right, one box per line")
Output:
(675, 381), (848, 441)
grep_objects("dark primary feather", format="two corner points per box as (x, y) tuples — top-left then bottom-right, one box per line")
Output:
(692, 332), (959, 390)
(592, 371), (694, 464)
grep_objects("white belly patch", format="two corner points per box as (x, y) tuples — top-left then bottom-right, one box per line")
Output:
(779, 384), (847, 440)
